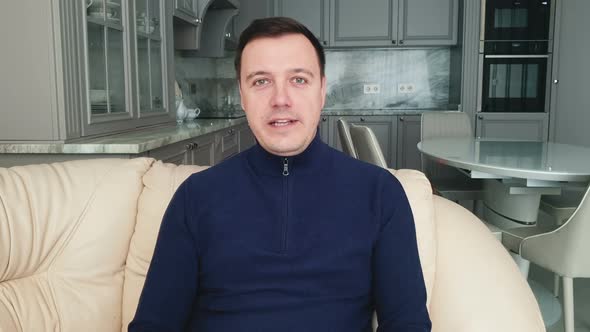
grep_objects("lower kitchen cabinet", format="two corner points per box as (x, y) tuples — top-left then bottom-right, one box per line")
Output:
(148, 133), (216, 166)
(238, 123), (257, 151)
(396, 115), (421, 170)
(475, 113), (549, 141)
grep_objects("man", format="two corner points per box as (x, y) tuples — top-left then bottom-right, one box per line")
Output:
(129, 17), (431, 332)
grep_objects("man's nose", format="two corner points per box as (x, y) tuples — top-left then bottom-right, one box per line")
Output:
(270, 81), (292, 108)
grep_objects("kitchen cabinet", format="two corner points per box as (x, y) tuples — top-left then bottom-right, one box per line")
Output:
(148, 133), (216, 166)
(174, 0), (200, 24)
(329, 0), (458, 47)
(397, 0), (458, 46)
(274, 0), (329, 46)
(233, 0), (274, 40)
(396, 115), (421, 170)
(216, 127), (240, 162)
(475, 113), (549, 141)
(319, 116), (330, 144)
(0, 0), (175, 142)
(238, 123), (257, 151)
(328, 115), (398, 168)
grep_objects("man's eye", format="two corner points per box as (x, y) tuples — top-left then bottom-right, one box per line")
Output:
(253, 79), (269, 86)
(292, 77), (307, 84)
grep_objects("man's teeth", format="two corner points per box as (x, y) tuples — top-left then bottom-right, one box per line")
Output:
(272, 120), (292, 126)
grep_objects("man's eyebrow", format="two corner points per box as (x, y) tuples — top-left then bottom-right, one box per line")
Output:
(245, 71), (270, 81)
(290, 68), (314, 77)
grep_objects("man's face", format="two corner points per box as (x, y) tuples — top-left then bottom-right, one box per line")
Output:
(239, 33), (326, 157)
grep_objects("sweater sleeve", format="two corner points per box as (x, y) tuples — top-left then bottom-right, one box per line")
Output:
(128, 179), (199, 332)
(373, 173), (431, 332)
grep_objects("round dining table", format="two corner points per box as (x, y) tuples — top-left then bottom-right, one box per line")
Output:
(418, 137), (590, 327)
(418, 137), (590, 228)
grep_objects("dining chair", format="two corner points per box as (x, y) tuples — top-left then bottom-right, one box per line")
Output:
(539, 187), (586, 297)
(420, 112), (484, 203)
(336, 118), (358, 158)
(349, 124), (387, 168)
(501, 184), (590, 332)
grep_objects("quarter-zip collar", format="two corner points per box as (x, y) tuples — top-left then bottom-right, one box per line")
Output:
(246, 131), (331, 177)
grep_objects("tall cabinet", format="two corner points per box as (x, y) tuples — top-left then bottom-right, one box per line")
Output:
(0, 0), (175, 142)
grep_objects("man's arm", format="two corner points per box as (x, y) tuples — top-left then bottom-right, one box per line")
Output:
(373, 173), (431, 332)
(129, 180), (199, 331)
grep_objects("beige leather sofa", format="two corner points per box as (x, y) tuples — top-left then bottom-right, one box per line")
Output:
(0, 158), (545, 332)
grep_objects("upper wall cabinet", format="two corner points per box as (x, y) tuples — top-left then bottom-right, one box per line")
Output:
(0, 0), (175, 142)
(274, 0), (329, 46)
(329, 0), (458, 47)
(398, 0), (458, 46)
(174, 0), (200, 24)
(173, 0), (239, 51)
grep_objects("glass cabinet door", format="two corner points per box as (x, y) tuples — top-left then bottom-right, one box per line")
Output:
(86, 0), (129, 117)
(135, 0), (165, 114)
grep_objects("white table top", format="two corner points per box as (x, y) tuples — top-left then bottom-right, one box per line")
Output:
(418, 138), (590, 182)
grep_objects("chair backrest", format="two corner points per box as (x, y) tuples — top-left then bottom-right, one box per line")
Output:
(349, 124), (388, 168)
(521, 184), (590, 278)
(336, 118), (358, 158)
(420, 111), (473, 141)
(420, 112), (473, 179)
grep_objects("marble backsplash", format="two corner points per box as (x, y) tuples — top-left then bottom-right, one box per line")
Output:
(175, 47), (452, 112)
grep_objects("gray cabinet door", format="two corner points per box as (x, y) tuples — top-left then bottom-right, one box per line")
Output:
(329, 115), (397, 167)
(398, 0), (458, 46)
(191, 134), (216, 166)
(238, 124), (257, 151)
(275, 0), (328, 46)
(319, 115), (331, 144)
(396, 115), (421, 170)
(330, 0), (398, 47)
(475, 113), (549, 141)
(148, 139), (192, 165)
(233, 0), (274, 39)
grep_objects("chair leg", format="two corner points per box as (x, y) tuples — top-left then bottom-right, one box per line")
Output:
(562, 277), (574, 332)
(554, 274), (560, 297)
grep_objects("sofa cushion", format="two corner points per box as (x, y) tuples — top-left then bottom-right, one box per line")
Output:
(388, 169), (436, 308)
(122, 161), (208, 331)
(0, 158), (153, 332)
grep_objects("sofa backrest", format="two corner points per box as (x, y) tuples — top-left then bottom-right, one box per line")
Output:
(121, 163), (437, 330)
(0, 158), (153, 332)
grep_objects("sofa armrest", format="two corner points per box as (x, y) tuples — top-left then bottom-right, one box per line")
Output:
(429, 196), (545, 332)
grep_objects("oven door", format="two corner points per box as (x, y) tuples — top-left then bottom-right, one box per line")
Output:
(483, 0), (551, 41)
(480, 54), (548, 113)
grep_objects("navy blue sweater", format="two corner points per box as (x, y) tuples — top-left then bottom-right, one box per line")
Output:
(129, 133), (431, 332)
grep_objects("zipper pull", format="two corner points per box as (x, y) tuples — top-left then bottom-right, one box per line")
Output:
(282, 157), (289, 176)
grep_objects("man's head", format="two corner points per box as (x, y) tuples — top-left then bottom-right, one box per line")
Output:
(235, 17), (327, 157)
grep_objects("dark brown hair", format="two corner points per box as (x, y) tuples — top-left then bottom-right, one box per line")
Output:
(234, 17), (325, 82)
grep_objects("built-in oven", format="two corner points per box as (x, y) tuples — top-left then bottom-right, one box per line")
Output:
(478, 0), (554, 114)
(481, 0), (552, 42)
(479, 53), (550, 113)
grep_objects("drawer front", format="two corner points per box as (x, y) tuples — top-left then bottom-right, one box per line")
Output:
(221, 128), (239, 159)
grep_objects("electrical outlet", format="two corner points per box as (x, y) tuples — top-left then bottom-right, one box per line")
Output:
(363, 83), (381, 94)
(398, 83), (416, 94)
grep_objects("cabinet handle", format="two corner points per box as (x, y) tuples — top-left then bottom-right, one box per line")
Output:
(399, 40), (404, 45)
(478, 115), (484, 120)
(553, 79), (559, 84)
(360, 117), (365, 122)
(322, 117), (327, 122)
(323, 41), (327, 46)
(399, 116), (404, 121)
(185, 143), (193, 150)
(192, 142), (199, 149)
(391, 40), (396, 44)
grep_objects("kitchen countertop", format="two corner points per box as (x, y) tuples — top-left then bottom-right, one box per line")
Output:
(0, 117), (247, 155)
(321, 108), (457, 116)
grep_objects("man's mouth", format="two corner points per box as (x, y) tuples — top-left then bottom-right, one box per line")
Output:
(269, 119), (296, 127)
